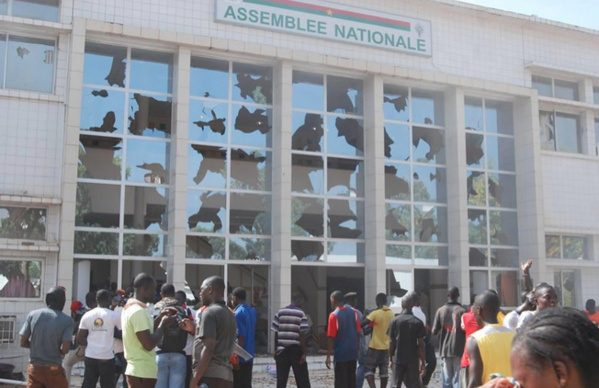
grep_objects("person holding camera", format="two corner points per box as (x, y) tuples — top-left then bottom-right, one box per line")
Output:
(153, 283), (189, 388)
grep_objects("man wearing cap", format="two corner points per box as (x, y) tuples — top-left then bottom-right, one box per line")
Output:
(19, 286), (74, 388)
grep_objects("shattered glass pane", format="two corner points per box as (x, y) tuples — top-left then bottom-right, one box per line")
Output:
(468, 209), (487, 244)
(414, 205), (447, 243)
(490, 249), (519, 267)
(84, 42), (127, 88)
(545, 235), (561, 258)
(122, 233), (166, 257)
(190, 57), (229, 100)
(291, 197), (324, 237)
(465, 97), (483, 131)
(128, 93), (172, 138)
(187, 190), (226, 233)
(327, 199), (363, 239)
(466, 133), (485, 167)
(230, 149), (271, 191)
(130, 49), (173, 93)
(229, 237), (270, 261)
(485, 100), (514, 135)
(415, 246), (448, 266)
(78, 135), (123, 181)
(412, 126), (445, 164)
(329, 116), (364, 156)
(327, 241), (364, 263)
(232, 63), (272, 104)
(0, 206), (46, 240)
(384, 124), (410, 160)
(327, 157), (363, 197)
(80, 87), (125, 134)
(186, 235), (224, 260)
(487, 173), (517, 208)
(489, 211), (518, 246)
(413, 165), (446, 203)
(231, 105), (272, 147)
(385, 244), (411, 265)
(292, 112), (324, 152)
(76, 183), (120, 228)
(486, 135), (515, 172)
(189, 100), (228, 143)
(412, 89), (444, 126)
(539, 111), (556, 151)
(385, 203), (410, 242)
(291, 240), (324, 262)
(123, 186), (167, 231)
(125, 139), (169, 184)
(230, 193), (271, 234)
(292, 154), (324, 194)
(466, 170), (486, 206)
(293, 71), (324, 111)
(469, 247), (488, 266)
(385, 163), (410, 201)
(74, 231), (118, 255)
(6, 35), (54, 93)
(383, 85), (409, 122)
(188, 144), (227, 188)
(327, 75), (363, 114)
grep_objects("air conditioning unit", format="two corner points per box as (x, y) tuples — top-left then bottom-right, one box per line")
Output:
(0, 316), (17, 343)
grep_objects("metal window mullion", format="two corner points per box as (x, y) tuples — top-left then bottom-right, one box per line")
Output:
(2, 34), (8, 89)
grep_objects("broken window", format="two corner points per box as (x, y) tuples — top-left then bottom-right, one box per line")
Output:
(414, 246), (448, 266)
(229, 237), (270, 261)
(414, 205), (446, 243)
(84, 43), (127, 88)
(383, 85), (409, 122)
(466, 170), (486, 206)
(328, 199), (363, 239)
(232, 105), (272, 147)
(384, 164), (410, 201)
(125, 139), (169, 184)
(291, 154), (324, 194)
(74, 231), (119, 255)
(487, 173), (517, 208)
(468, 209), (487, 245)
(230, 149), (271, 191)
(469, 248), (488, 266)
(186, 235), (225, 260)
(386, 245), (412, 265)
(329, 117), (364, 156)
(230, 193), (271, 234)
(411, 89), (444, 126)
(122, 233), (166, 257)
(0, 206), (46, 240)
(554, 270), (578, 307)
(123, 186), (167, 231)
(76, 183), (120, 228)
(489, 211), (518, 246)
(327, 241), (365, 263)
(189, 145), (227, 188)
(187, 191), (227, 233)
(189, 101), (228, 143)
(385, 204), (410, 242)
(291, 240), (324, 261)
(490, 249), (519, 268)
(327, 75), (363, 114)
(0, 259), (43, 298)
(412, 126), (445, 164)
(233, 63), (272, 105)
(4, 35), (55, 93)
(130, 49), (173, 94)
(327, 157), (363, 197)
(292, 197), (324, 237)
(540, 111), (581, 153)
(80, 87), (125, 134)
(384, 124), (410, 160)
(465, 133), (485, 167)
(128, 94), (172, 137)
(293, 72), (324, 111)
(292, 112), (324, 152)
(413, 165), (446, 203)
(190, 57), (229, 100)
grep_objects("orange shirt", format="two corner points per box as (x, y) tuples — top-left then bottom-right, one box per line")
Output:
(585, 310), (599, 326)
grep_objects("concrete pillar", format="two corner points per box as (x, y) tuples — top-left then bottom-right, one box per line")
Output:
(58, 18), (86, 305)
(166, 47), (191, 289)
(444, 87), (470, 297)
(513, 95), (547, 283)
(271, 60), (293, 316)
(75, 260), (90, 301)
(363, 74), (386, 310)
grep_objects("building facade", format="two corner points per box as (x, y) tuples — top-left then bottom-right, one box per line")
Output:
(1, 0), (598, 370)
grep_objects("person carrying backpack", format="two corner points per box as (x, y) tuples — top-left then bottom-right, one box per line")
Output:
(154, 284), (188, 388)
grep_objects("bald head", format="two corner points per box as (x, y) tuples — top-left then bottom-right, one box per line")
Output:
(474, 290), (501, 324)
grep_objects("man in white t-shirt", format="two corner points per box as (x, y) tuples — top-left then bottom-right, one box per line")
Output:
(77, 289), (122, 388)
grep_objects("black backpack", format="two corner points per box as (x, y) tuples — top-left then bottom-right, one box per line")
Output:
(157, 305), (188, 353)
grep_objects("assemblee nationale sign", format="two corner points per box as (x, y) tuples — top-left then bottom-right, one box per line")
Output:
(215, 0), (432, 56)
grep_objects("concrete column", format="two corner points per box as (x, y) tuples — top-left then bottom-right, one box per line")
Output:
(513, 95), (547, 283)
(166, 47), (191, 289)
(444, 87), (470, 297)
(271, 60), (293, 316)
(75, 260), (90, 301)
(58, 18), (86, 305)
(363, 74), (386, 310)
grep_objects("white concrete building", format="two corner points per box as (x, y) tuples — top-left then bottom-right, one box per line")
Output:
(1, 0), (598, 371)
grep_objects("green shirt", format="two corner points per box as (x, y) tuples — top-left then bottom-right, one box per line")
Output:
(122, 300), (157, 379)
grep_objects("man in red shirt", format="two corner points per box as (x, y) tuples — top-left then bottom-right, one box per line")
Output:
(585, 299), (599, 327)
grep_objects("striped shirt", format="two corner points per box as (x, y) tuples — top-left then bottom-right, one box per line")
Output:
(271, 304), (310, 354)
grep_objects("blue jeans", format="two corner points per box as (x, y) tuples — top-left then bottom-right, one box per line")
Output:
(356, 361), (365, 388)
(156, 352), (186, 388)
(441, 357), (461, 388)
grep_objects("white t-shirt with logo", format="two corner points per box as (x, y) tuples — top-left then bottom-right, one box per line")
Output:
(80, 307), (122, 360)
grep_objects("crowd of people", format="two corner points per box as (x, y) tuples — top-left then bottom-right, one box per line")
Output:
(17, 262), (599, 388)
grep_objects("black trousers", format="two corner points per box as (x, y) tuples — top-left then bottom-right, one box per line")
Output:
(393, 362), (423, 388)
(82, 357), (116, 388)
(186, 355), (192, 388)
(275, 345), (311, 388)
(334, 360), (357, 388)
(423, 341), (437, 386)
(233, 361), (253, 388)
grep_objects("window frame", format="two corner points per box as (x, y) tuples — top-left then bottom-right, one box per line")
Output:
(539, 110), (582, 154)
(545, 234), (588, 261)
(0, 257), (44, 300)
(0, 205), (47, 241)
(532, 75), (580, 101)
(0, 0), (60, 22)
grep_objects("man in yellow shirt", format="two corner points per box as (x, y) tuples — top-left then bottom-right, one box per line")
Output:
(363, 293), (394, 388)
(466, 291), (515, 388)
